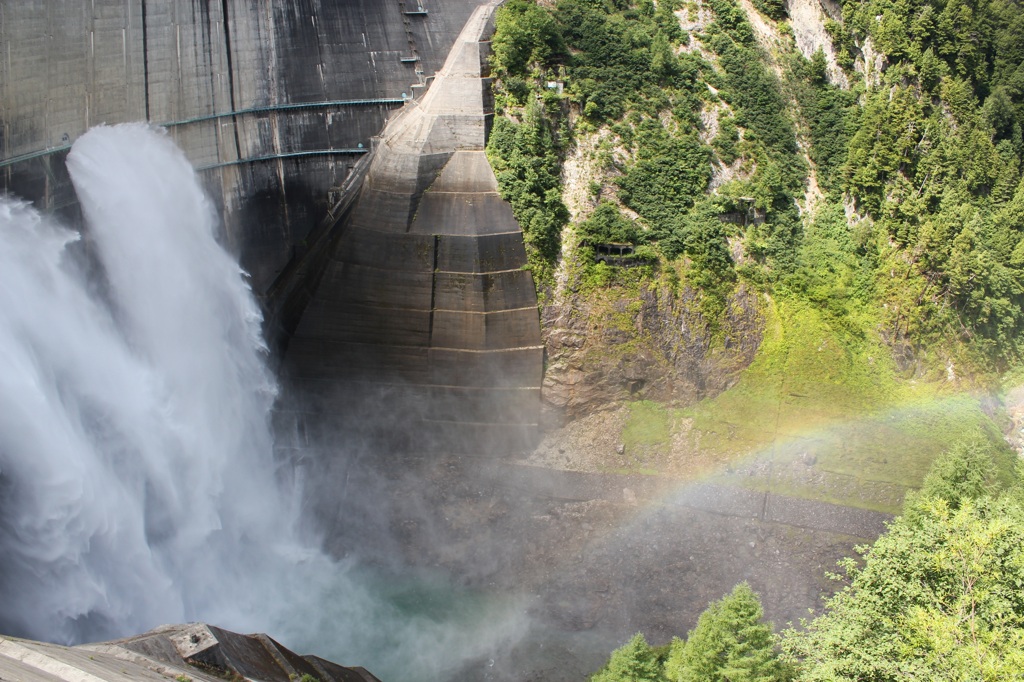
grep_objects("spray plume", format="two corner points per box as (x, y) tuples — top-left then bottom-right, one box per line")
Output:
(0, 124), (525, 681)
(0, 123), (301, 642)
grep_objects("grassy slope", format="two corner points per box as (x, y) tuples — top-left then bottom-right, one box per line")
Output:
(617, 295), (1005, 513)
(489, 0), (1017, 514)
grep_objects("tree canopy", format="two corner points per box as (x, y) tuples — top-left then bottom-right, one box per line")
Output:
(664, 583), (787, 682)
(592, 433), (1024, 682)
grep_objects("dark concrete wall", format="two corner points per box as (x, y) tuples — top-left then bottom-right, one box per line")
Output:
(3, 0), (542, 458)
(1, 0), (487, 343)
(279, 5), (543, 460)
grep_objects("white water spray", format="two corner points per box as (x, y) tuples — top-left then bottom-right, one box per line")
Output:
(0, 124), (303, 643)
(0, 124), (529, 680)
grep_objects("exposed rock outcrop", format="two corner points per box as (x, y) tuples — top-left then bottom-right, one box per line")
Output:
(785, 0), (850, 88)
(0, 624), (379, 682)
(541, 284), (764, 426)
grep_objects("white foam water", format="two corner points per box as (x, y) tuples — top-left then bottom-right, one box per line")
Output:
(0, 124), (305, 643)
(0, 124), (528, 681)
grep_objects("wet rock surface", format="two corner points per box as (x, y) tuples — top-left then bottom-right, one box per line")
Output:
(542, 284), (764, 426)
(0, 624), (379, 682)
(325, 453), (889, 682)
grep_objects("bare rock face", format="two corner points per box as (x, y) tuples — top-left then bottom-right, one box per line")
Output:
(541, 283), (764, 426)
(0, 624), (379, 682)
(1002, 384), (1024, 457)
(785, 0), (850, 88)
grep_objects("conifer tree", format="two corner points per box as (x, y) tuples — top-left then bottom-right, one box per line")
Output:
(590, 632), (662, 682)
(664, 583), (785, 682)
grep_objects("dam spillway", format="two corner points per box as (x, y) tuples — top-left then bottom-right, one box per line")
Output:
(1, 0), (541, 648)
(0, 0), (493, 348)
(0, 2), (544, 670)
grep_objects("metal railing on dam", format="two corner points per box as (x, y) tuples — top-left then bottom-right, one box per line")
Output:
(0, 97), (405, 170)
(195, 149), (369, 172)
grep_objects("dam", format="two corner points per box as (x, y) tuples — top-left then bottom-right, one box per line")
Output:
(277, 5), (542, 468)
(1, 0), (507, 349)
(2, 0), (541, 448)
(1, 2), (551, 676)
(1, 2), (899, 680)
(2, 0), (542, 486)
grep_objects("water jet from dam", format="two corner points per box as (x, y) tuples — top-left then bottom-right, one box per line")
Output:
(0, 123), (526, 681)
(0, 123), (301, 642)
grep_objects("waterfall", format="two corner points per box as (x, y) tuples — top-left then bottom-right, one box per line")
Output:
(0, 124), (302, 643)
(0, 123), (529, 681)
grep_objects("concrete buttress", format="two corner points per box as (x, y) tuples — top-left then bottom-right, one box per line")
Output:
(278, 2), (544, 459)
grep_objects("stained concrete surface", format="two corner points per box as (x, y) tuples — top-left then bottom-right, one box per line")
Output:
(317, 453), (889, 682)
(1, 0), (492, 346)
(279, 2), (543, 465)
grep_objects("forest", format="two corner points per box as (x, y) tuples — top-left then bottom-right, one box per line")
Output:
(485, 0), (1024, 678)
(488, 0), (1024, 369)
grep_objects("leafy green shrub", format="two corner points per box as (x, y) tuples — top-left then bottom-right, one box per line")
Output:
(487, 99), (569, 282)
(577, 201), (641, 245)
(555, 0), (698, 123)
(617, 119), (712, 234)
(784, 202), (873, 327)
(491, 0), (565, 77)
(752, 0), (786, 21)
(713, 115), (740, 165)
(782, 466), (1024, 680)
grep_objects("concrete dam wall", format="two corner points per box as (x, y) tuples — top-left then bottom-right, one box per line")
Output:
(1, 0), (494, 344)
(279, 4), (542, 461)
(2, 0), (541, 452)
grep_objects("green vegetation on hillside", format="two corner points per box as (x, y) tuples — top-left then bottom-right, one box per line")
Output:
(787, 51), (858, 194)
(488, 0), (1024, 371)
(592, 435), (1024, 681)
(487, 98), (569, 284)
(488, 0), (1024, 491)
(487, 1), (1024, 676)
(817, 0), (1024, 369)
(487, 2), (1024, 676)
(487, 0), (822, 329)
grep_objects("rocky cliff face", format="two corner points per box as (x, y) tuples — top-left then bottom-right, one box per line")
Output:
(541, 283), (764, 426)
